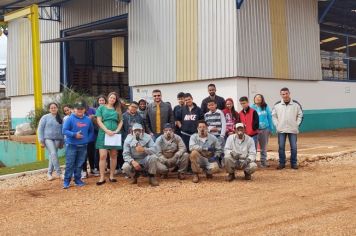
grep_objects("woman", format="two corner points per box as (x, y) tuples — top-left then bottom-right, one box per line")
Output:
(37, 103), (64, 181)
(222, 98), (240, 138)
(62, 104), (73, 122)
(251, 94), (274, 168)
(95, 92), (123, 185)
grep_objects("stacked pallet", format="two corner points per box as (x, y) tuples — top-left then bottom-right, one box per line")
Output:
(0, 109), (11, 139)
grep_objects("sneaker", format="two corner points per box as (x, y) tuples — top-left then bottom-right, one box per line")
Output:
(47, 174), (54, 181)
(81, 171), (88, 179)
(225, 173), (236, 182)
(63, 181), (70, 189)
(74, 179), (86, 187)
(260, 161), (270, 168)
(192, 174), (200, 183)
(92, 169), (100, 177)
(276, 165), (285, 170)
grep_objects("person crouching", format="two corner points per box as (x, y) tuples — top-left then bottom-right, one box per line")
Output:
(155, 123), (189, 180)
(62, 100), (94, 189)
(122, 123), (159, 187)
(189, 120), (222, 183)
(224, 123), (257, 181)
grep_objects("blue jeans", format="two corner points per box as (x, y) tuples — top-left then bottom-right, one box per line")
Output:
(64, 144), (88, 182)
(251, 134), (258, 151)
(278, 133), (298, 166)
(45, 139), (62, 175)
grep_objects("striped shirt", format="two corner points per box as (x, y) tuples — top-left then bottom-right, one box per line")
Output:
(204, 109), (226, 137)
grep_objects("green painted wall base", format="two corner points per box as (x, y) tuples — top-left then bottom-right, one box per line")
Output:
(300, 108), (356, 132)
(0, 140), (65, 167)
(11, 117), (31, 129)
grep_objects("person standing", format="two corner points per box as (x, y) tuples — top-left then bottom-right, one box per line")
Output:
(176, 93), (204, 150)
(239, 96), (259, 148)
(222, 98), (240, 138)
(251, 94), (274, 168)
(122, 101), (144, 142)
(272, 87), (303, 170)
(224, 123), (257, 181)
(200, 84), (226, 114)
(173, 92), (185, 136)
(145, 89), (174, 140)
(204, 99), (226, 146)
(37, 103), (64, 181)
(62, 100), (94, 189)
(95, 92), (123, 185)
(138, 99), (147, 120)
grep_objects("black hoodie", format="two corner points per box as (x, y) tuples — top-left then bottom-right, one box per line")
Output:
(178, 103), (204, 135)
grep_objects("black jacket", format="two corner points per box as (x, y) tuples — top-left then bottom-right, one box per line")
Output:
(178, 103), (204, 135)
(201, 95), (226, 114)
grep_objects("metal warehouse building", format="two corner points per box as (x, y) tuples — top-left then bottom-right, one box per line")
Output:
(1, 0), (356, 132)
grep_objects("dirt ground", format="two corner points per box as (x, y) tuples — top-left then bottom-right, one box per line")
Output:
(1, 129), (356, 235)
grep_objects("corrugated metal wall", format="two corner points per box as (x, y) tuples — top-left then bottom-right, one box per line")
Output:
(6, 18), (60, 97)
(286, 0), (321, 80)
(60, 0), (128, 30)
(198, 0), (237, 80)
(236, 0), (273, 78)
(128, 0), (177, 86)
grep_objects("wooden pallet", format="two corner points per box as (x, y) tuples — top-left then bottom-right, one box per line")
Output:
(0, 108), (11, 140)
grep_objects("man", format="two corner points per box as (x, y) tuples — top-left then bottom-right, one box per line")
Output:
(204, 99), (226, 146)
(176, 93), (204, 150)
(201, 84), (226, 114)
(239, 96), (259, 148)
(146, 89), (174, 140)
(122, 123), (159, 186)
(272, 87), (303, 170)
(224, 123), (257, 181)
(155, 123), (189, 180)
(122, 101), (144, 142)
(189, 120), (222, 183)
(173, 92), (185, 136)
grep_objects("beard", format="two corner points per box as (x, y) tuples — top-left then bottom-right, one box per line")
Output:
(134, 131), (143, 140)
(164, 132), (173, 140)
(237, 131), (244, 139)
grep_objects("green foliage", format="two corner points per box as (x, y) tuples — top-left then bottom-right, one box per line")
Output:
(27, 87), (95, 130)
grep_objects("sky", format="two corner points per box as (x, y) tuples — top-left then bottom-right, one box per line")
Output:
(0, 33), (7, 68)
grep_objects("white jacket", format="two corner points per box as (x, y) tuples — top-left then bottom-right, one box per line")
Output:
(272, 99), (303, 134)
(224, 134), (256, 162)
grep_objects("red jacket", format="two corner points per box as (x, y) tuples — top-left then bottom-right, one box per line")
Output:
(239, 107), (259, 136)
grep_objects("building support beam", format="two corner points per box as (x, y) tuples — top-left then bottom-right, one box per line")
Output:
(5, 5), (44, 161)
(319, 0), (337, 24)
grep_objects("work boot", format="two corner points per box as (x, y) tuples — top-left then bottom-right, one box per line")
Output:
(205, 170), (213, 179)
(225, 173), (236, 182)
(244, 171), (252, 180)
(276, 165), (285, 170)
(291, 165), (299, 170)
(178, 172), (186, 180)
(130, 172), (140, 184)
(192, 174), (200, 183)
(149, 176), (159, 187)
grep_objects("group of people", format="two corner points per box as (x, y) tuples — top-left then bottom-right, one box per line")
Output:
(37, 84), (303, 189)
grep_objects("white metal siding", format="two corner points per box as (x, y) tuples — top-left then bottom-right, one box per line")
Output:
(286, 0), (322, 80)
(60, 0), (128, 30)
(128, 0), (176, 86)
(236, 0), (273, 78)
(198, 0), (237, 80)
(6, 18), (60, 97)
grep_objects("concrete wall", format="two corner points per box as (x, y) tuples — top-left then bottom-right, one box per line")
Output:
(132, 78), (356, 132)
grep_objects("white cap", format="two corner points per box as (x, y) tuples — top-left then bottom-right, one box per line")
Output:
(235, 123), (245, 129)
(132, 123), (143, 130)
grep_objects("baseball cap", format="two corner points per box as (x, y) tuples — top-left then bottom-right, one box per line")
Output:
(74, 100), (87, 109)
(132, 123), (143, 130)
(163, 123), (173, 129)
(235, 123), (245, 129)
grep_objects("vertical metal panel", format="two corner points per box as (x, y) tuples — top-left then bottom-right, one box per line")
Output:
(128, 0), (176, 86)
(236, 0), (274, 78)
(6, 17), (60, 97)
(176, 0), (198, 82)
(270, 0), (289, 79)
(60, 0), (128, 30)
(286, 0), (322, 80)
(198, 0), (237, 80)
(112, 37), (125, 72)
